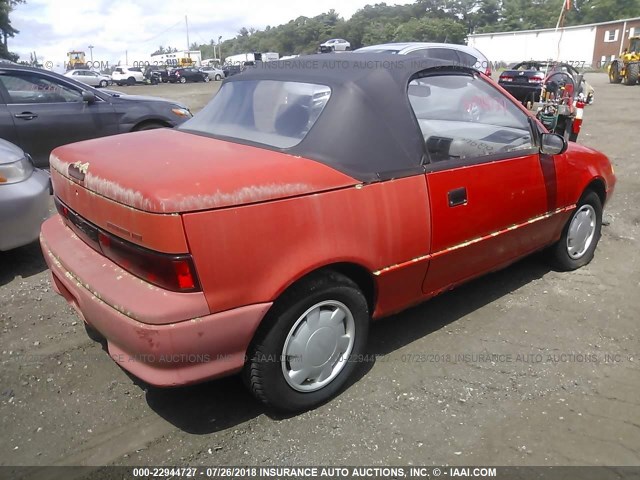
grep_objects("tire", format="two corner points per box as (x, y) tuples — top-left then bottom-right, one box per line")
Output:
(204, 76), (210, 82)
(127, 77), (135, 86)
(624, 62), (639, 86)
(116, 82), (123, 87)
(609, 62), (622, 84)
(134, 122), (165, 131)
(548, 191), (602, 271)
(99, 80), (108, 88)
(243, 270), (370, 412)
(215, 74), (222, 81)
(179, 77), (187, 84)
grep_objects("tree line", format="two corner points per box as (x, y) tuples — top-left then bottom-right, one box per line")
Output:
(1, 0), (638, 62)
(191, 0), (639, 59)
(0, 0), (23, 61)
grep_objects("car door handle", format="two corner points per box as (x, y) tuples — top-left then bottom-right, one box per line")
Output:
(448, 187), (468, 207)
(14, 112), (38, 120)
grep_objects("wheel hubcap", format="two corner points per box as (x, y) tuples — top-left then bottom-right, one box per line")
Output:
(567, 204), (596, 259)
(282, 300), (355, 392)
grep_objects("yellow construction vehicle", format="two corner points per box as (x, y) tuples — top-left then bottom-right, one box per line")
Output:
(178, 57), (194, 67)
(66, 50), (87, 70)
(608, 36), (639, 85)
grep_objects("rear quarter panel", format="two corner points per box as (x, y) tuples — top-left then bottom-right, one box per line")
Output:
(183, 176), (432, 317)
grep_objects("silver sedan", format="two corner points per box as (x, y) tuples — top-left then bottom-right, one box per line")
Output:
(0, 139), (50, 251)
(63, 69), (112, 88)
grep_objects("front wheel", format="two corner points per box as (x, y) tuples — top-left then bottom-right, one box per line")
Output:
(624, 62), (639, 85)
(204, 76), (210, 82)
(548, 191), (602, 271)
(609, 62), (622, 84)
(243, 271), (369, 412)
(99, 80), (108, 88)
(127, 77), (136, 86)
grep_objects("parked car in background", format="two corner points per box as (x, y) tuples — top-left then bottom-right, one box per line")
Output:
(499, 61), (594, 106)
(319, 38), (351, 52)
(222, 63), (245, 77)
(355, 42), (492, 76)
(169, 67), (210, 83)
(0, 139), (50, 251)
(41, 54), (614, 413)
(111, 66), (144, 86)
(64, 69), (112, 88)
(0, 65), (192, 166)
(143, 65), (169, 84)
(200, 66), (225, 81)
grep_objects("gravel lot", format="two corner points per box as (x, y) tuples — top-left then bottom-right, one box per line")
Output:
(1, 73), (639, 472)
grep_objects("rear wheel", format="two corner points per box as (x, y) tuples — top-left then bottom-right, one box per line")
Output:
(624, 62), (639, 85)
(179, 77), (187, 84)
(99, 80), (108, 88)
(243, 271), (369, 412)
(548, 191), (602, 271)
(215, 74), (222, 81)
(609, 62), (622, 84)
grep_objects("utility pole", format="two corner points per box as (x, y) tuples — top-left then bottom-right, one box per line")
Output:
(218, 36), (223, 63)
(88, 45), (94, 62)
(185, 15), (190, 58)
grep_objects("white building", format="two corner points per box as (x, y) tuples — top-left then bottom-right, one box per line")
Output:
(468, 17), (640, 67)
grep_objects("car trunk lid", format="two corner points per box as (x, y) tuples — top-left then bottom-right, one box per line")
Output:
(50, 129), (359, 215)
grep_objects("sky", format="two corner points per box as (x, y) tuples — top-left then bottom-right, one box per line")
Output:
(10, 0), (415, 68)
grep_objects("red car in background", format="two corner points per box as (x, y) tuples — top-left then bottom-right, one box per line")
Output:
(40, 54), (615, 412)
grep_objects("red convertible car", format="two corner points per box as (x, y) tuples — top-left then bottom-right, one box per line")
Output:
(40, 54), (615, 412)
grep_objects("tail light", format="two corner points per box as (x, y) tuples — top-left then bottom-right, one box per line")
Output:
(55, 197), (200, 293)
(499, 75), (513, 82)
(529, 75), (544, 84)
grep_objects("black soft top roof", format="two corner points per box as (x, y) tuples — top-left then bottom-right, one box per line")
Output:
(225, 53), (475, 182)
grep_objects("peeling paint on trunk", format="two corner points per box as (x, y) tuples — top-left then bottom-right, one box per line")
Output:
(49, 131), (358, 213)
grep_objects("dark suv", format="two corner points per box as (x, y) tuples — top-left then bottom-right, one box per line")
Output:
(144, 65), (169, 84)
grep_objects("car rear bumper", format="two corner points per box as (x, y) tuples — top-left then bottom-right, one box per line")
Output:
(0, 169), (51, 251)
(40, 215), (272, 387)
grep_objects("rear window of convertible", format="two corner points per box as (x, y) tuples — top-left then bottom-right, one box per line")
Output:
(180, 80), (331, 148)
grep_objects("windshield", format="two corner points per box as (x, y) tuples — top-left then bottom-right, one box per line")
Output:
(180, 80), (331, 148)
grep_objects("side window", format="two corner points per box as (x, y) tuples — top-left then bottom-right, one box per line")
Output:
(0, 73), (83, 104)
(424, 48), (459, 63)
(408, 73), (534, 163)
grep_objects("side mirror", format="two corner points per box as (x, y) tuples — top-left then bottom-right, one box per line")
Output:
(540, 132), (567, 155)
(82, 91), (96, 104)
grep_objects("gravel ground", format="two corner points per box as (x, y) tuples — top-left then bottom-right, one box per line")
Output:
(1, 73), (639, 472)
